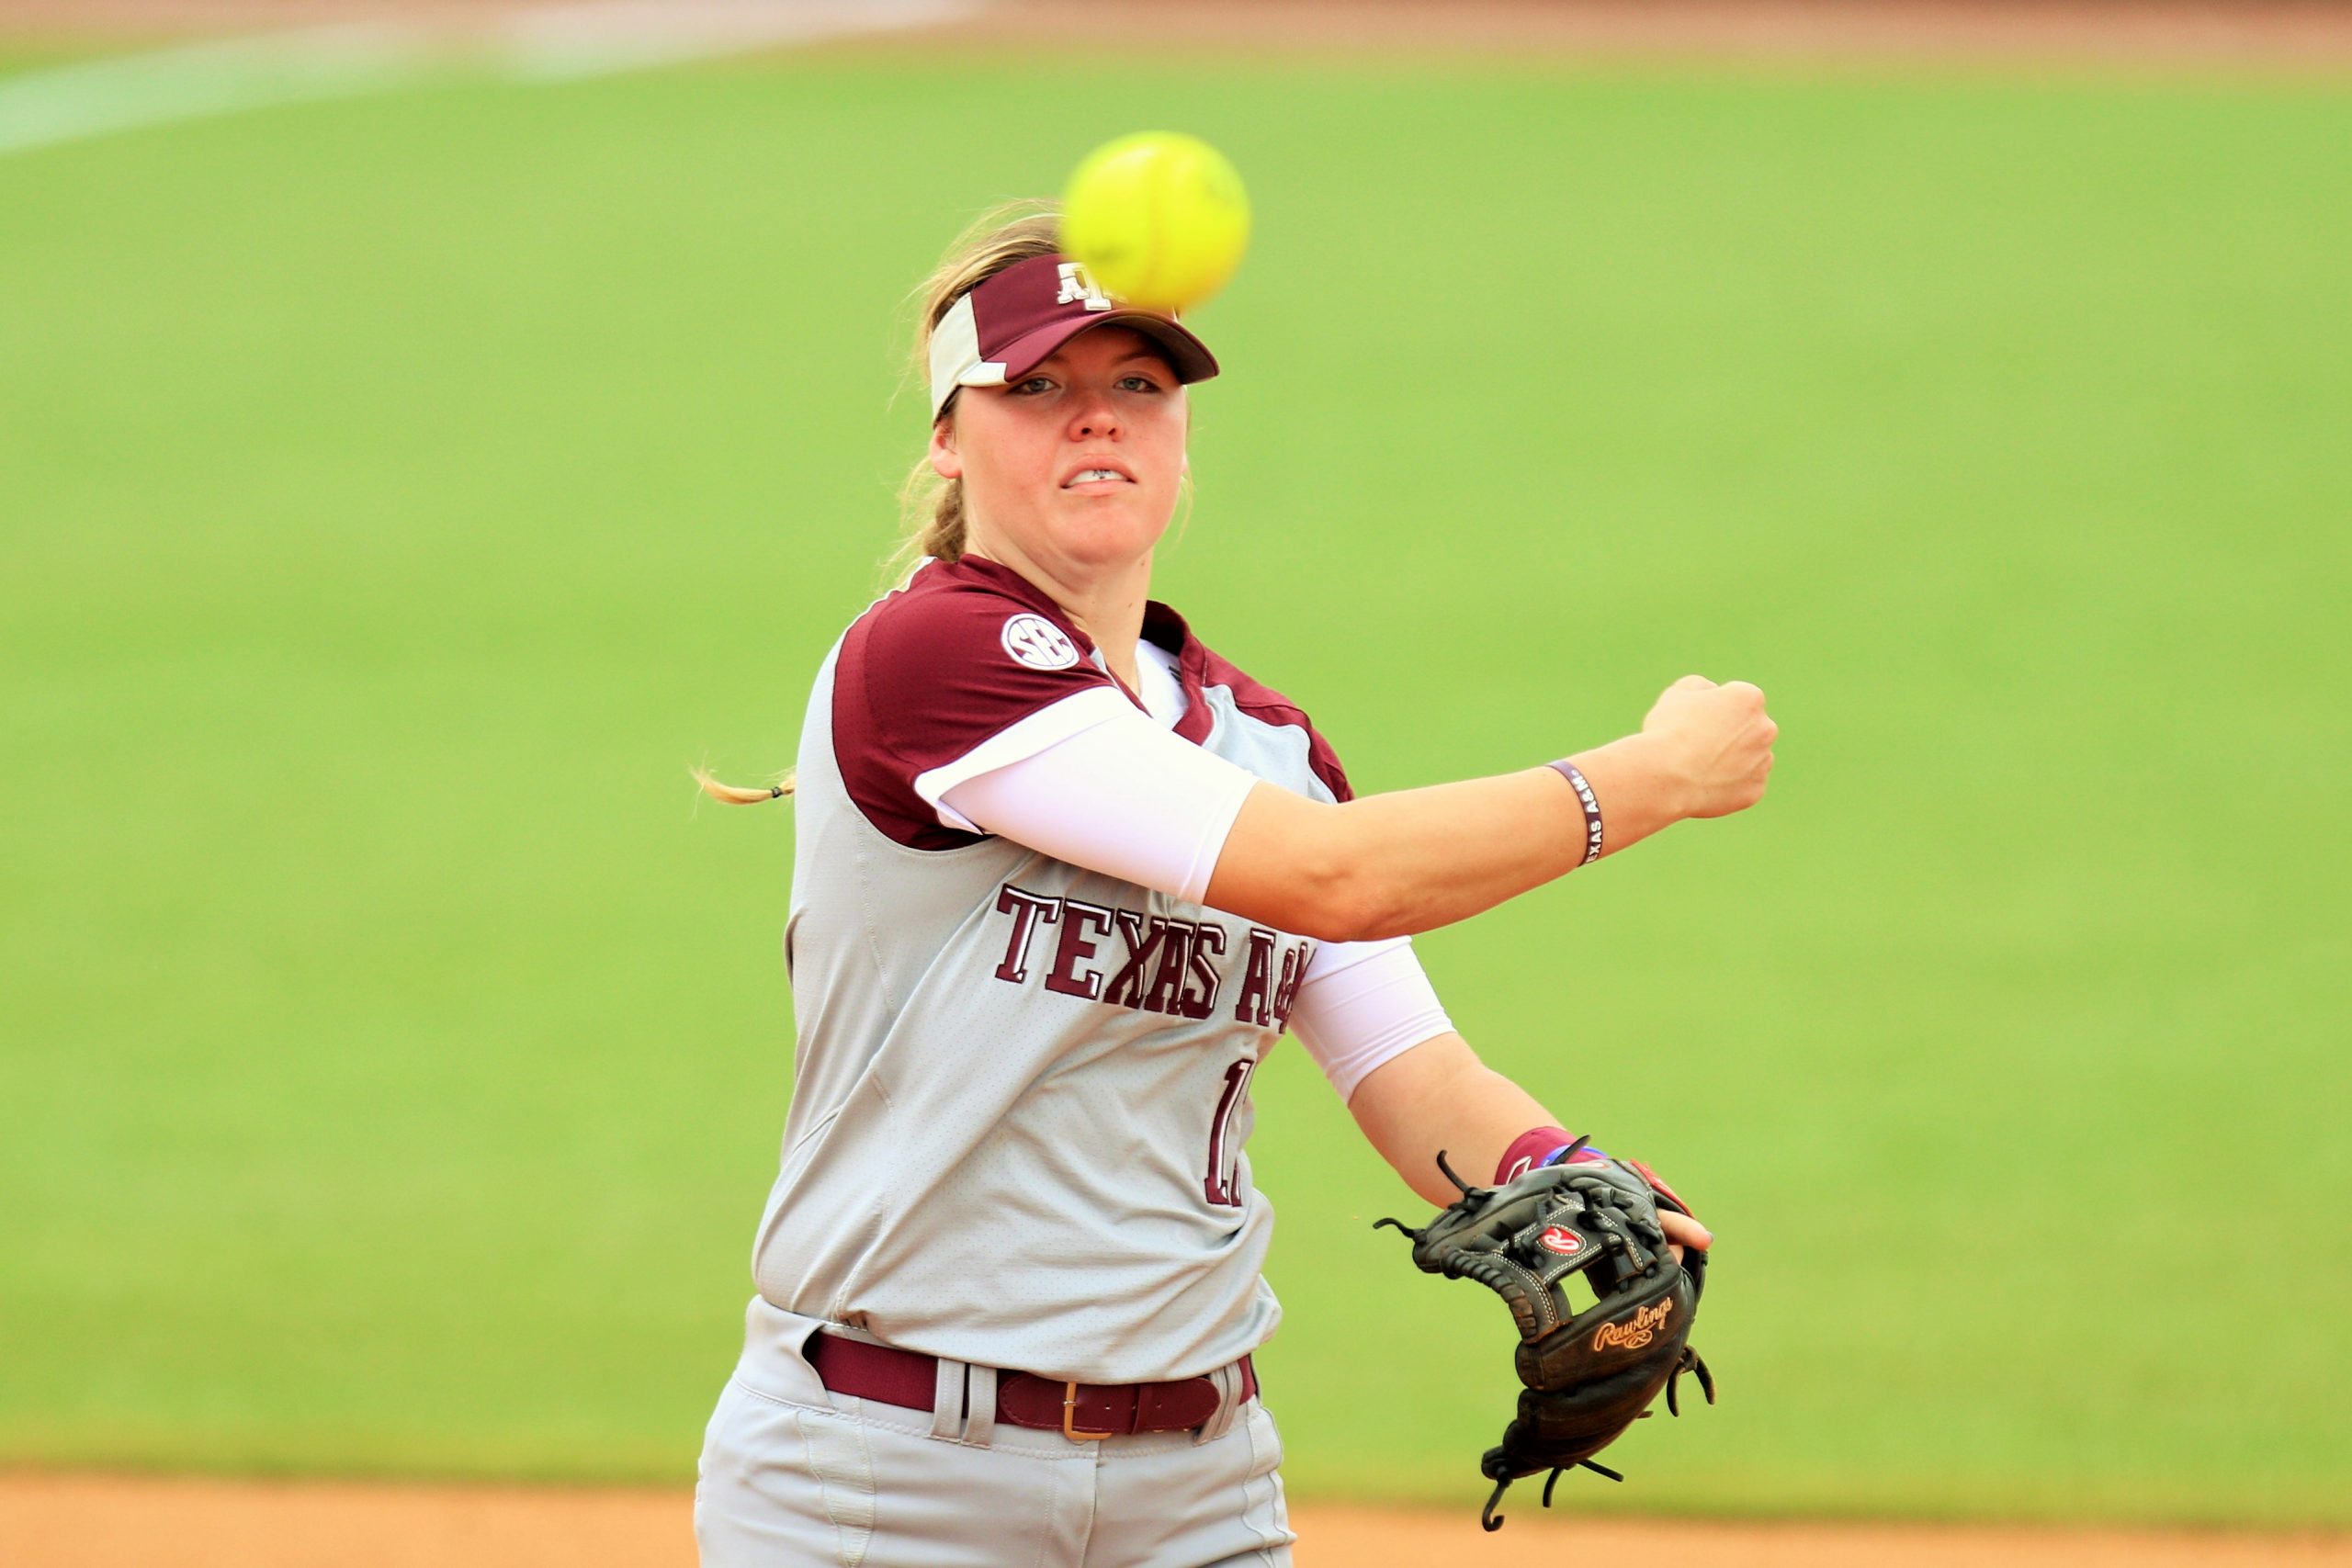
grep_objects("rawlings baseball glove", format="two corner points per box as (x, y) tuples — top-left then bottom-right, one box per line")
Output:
(1374, 1138), (1714, 1530)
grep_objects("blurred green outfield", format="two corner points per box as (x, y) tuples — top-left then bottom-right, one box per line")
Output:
(2, 43), (2346, 1529)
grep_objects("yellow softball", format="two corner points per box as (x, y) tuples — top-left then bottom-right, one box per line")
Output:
(1060, 132), (1251, 314)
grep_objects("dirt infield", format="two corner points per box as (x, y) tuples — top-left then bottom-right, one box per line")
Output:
(6, 1472), (2349, 1567)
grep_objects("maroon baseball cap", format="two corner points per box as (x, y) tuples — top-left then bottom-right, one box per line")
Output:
(927, 254), (1218, 417)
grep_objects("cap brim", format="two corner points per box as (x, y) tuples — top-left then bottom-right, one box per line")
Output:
(979, 311), (1219, 390)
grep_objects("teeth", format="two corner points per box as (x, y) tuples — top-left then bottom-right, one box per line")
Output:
(1071, 468), (1124, 484)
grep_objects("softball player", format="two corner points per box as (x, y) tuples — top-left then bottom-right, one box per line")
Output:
(692, 208), (1774, 1567)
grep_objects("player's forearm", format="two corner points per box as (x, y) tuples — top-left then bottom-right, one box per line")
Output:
(1348, 1033), (1564, 1208)
(1338, 733), (1693, 938)
(1207, 676), (1774, 942)
(1210, 733), (1689, 942)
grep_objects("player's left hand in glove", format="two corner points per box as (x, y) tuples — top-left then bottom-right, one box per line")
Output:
(1374, 1138), (1715, 1530)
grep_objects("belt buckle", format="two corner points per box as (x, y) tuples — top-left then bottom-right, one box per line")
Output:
(1062, 1381), (1117, 1440)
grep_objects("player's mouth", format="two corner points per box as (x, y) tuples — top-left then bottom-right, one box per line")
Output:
(1060, 462), (1136, 490)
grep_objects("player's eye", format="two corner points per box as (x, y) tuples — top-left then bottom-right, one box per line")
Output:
(1117, 375), (1163, 393)
(1012, 376), (1055, 395)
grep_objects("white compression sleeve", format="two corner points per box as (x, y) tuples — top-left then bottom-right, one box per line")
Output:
(938, 701), (1261, 904)
(1287, 936), (1455, 1103)
(941, 705), (1454, 1096)
(912, 685), (1143, 829)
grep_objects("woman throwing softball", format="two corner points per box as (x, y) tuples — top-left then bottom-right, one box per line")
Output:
(692, 208), (1774, 1567)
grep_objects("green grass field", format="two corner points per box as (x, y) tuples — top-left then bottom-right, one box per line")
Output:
(2, 46), (2346, 1529)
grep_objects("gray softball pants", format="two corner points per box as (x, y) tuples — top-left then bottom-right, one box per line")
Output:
(695, 1297), (1295, 1567)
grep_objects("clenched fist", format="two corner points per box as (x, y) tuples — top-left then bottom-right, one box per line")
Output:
(1642, 675), (1777, 819)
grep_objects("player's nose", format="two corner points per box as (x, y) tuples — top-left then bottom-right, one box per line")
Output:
(1067, 386), (1122, 441)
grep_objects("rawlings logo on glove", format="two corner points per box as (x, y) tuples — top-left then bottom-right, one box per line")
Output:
(1592, 1298), (1674, 1352)
(1374, 1138), (1715, 1530)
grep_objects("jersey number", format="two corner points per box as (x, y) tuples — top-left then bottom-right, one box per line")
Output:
(1203, 1058), (1256, 1208)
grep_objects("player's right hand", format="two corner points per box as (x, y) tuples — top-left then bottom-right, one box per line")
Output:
(1659, 1206), (1713, 1265)
(1640, 674), (1777, 819)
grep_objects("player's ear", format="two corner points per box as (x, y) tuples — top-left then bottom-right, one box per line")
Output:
(928, 415), (961, 480)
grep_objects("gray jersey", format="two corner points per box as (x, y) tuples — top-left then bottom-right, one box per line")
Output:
(748, 555), (1351, 1384)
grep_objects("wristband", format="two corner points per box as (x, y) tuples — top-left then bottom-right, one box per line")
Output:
(1493, 1126), (1609, 1185)
(1546, 759), (1603, 866)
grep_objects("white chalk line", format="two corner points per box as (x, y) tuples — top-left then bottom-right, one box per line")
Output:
(500, 0), (975, 83)
(0, 0), (977, 158)
(0, 25), (435, 155)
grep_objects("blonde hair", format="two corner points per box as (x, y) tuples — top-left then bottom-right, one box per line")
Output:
(886, 200), (1064, 580)
(696, 202), (1061, 807)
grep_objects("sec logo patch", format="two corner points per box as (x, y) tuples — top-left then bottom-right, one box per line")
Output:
(1001, 614), (1080, 671)
(1537, 1225), (1583, 1257)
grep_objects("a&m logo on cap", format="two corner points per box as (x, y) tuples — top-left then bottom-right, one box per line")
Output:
(1056, 262), (1115, 313)
(1001, 613), (1080, 671)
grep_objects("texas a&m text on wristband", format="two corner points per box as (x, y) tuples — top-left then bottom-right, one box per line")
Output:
(1546, 759), (1604, 866)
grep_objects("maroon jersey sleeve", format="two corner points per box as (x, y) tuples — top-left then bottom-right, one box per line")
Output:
(833, 564), (1128, 850)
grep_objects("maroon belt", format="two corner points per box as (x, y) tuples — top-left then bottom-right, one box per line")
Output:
(806, 1330), (1255, 1439)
